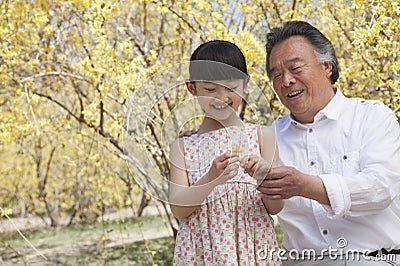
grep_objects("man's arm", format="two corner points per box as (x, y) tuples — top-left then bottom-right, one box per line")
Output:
(259, 103), (400, 216)
(257, 166), (330, 205)
(318, 104), (400, 216)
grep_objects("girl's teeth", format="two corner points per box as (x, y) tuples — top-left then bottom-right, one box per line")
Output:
(212, 104), (229, 109)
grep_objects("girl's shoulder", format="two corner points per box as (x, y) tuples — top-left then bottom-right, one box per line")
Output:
(244, 123), (273, 135)
(243, 122), (258, 130)
(170, 137), (185, 155)
(252, 124), (276, 147)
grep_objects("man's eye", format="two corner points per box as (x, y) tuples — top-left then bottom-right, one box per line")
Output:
(292, 66), (302, 71)
(274, 73), (282, 79)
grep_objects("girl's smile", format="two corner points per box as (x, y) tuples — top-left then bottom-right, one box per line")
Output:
(186, 79), (247, 126)
(210, 102), (230, 110)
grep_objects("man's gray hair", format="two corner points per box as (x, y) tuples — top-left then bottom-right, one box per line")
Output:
(266, 21), (340, 84)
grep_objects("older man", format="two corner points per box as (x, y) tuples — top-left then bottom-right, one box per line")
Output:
(258, 21), (400, 265)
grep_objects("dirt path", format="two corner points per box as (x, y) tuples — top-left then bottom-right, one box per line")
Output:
(0, 205), (174, 265)
(0, 204), (167, 234)
(28, 223), (172, 265)
(1, 225), (172, 265)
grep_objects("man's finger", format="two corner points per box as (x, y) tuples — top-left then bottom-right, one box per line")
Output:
(266, 166), (289, 180)
(258, 178), (283, 188)
(257, 186), (284, 195)
(261, 194), (283, 200)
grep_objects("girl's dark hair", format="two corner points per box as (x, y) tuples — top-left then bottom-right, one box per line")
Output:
(189, 40), (248, 81)
(266, 21), (339, 84)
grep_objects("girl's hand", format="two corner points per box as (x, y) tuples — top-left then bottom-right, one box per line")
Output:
(208, 153), (240, 184)
(240, 155), (271, 181)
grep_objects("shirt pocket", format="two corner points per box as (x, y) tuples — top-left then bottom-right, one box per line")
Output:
(330, 151), (360, 176)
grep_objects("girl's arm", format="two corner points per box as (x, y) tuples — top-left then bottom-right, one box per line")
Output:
(256, 126), (284, 215)
(240, 126), (284, 214)
(169, 138), (239, 219)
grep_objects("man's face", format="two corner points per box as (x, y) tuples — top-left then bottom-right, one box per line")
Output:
(269, 36), (334, 123)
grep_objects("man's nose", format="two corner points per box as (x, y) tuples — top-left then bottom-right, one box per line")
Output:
(282, 72), (295, 87)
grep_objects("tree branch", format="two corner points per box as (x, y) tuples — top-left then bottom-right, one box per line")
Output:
(291, 0), (297, 19)
(157, 2), (206, 42)
(44, 145), (57, 190)
(328, 6), (387, 83)
(18, 72), (90, 83)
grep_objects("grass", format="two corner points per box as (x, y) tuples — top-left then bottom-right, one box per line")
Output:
(1, 215), (173, 265)
(1, 215), (165, 244)
(0, 214), (283, 265)
(49, 237), (175, 266)
(274, 221), (284, 245)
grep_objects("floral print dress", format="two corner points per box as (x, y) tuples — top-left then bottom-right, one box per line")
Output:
(173, 123), (281, 265)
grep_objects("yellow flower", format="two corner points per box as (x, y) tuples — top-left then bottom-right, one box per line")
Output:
(0, 208), (12, 217)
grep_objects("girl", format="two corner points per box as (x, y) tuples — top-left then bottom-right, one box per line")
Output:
(169, 40), (282, 265)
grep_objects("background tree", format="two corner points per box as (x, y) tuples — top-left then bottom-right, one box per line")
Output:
(1, 0), (398, 237)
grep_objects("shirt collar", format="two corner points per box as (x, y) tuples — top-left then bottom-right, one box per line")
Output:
(319, 88), (345, 121)
(278, 89), (345, 132)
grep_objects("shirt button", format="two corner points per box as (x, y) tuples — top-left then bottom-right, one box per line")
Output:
(310, 161), (315, 166)
(343, 155), (348, 160)
(308, 128), (313, 133)
(322, 229), (328, 235)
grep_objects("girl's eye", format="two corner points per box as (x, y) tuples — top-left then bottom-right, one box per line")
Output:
(205, 88), (215, 92)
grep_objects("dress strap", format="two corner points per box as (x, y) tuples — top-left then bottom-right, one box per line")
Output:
(243, 123), (261, 156)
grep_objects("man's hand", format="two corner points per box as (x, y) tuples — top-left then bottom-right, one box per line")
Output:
(257, 166), (305, 199)
(257, 166), (330, 204)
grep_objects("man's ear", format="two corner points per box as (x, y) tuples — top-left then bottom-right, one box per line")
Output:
(186, 80), (196, 95)
(323, 62), (333, 79)
(243, 76), (250, 90)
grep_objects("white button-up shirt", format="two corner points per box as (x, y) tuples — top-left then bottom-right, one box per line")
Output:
(273, 89), (400, 253)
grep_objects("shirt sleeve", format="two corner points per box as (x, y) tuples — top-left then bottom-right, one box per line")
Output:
(320, 102), (400, 218)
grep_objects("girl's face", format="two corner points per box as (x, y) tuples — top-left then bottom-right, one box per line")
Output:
(187, 79), (246, 123)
